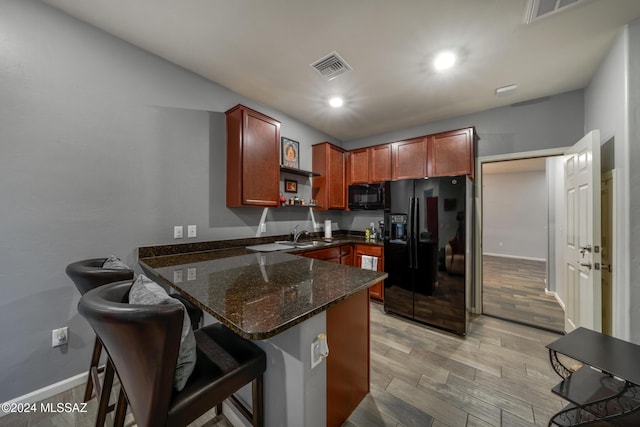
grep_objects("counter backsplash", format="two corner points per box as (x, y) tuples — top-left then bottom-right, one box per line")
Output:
(138, 230), (367, 259)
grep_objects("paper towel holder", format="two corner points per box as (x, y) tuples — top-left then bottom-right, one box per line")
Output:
(324, 220), (333, 241)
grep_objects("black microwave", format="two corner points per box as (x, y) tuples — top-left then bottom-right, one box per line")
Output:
(348, 183), (385, 210)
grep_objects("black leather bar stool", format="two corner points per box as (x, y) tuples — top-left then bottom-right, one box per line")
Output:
(78, 281), (266, 427)
(66, 258), (134, 425)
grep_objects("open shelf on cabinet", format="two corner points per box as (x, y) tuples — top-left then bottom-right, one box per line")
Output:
(280, 166), (320, 177)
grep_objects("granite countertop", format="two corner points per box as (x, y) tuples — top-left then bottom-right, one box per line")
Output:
(139, 242), (387, 340)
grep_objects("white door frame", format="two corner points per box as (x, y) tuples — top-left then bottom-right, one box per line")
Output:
(601, 170), (617, 335)
(472, 147), (568, 315)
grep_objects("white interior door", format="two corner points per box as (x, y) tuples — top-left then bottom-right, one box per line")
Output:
(564, 130), (601, 333)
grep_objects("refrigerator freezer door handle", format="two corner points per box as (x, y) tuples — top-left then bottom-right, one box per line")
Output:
(413, 197), (419, 268)
(407, 197), (414, 268)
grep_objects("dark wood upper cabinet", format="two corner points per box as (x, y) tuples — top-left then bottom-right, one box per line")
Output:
(392, 137), (427, 180)
(347, 143), (391, 185)
(348, 148), (369, 185)
(226, 105), (280, 207)
(427, 127), (475, 178)
(369, 144), (392, 183)
(312, 142), (346, 210)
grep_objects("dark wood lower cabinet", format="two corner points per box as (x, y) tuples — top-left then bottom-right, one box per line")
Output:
(354, 244), (384, 302)
(302, 244), (352, 265)
(302, 245), (370, 426)
(326, 289), (370, 427)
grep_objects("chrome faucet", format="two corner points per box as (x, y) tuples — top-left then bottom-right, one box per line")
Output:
(292, 225), (309, 245)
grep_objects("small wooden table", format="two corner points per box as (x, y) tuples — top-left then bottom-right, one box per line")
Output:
(546, 327), (640, 426)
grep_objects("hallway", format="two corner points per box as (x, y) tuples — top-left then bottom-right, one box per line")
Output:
(482, 255), (565, 333)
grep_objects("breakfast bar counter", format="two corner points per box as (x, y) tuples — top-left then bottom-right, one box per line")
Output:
(139, 241), (387, 427)
(139, 250), (385, 339)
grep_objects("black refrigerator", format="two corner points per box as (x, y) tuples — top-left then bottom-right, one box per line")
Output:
(383, 176), (471, 335)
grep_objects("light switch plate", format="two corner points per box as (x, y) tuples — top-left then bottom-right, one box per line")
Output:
(173, 270), (183, 283)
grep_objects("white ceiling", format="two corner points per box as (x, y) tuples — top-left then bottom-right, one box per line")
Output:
(41, 0), (640, 141)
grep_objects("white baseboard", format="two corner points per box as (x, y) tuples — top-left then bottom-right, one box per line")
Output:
(1, 371), (88, 417)
(1, 371), (250, 426)
(545, 288), (566, 311)
(483, 252), (546, 263)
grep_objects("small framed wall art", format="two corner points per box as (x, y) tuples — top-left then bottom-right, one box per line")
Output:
(281, 137), (300, 169)
(284, 179), (298, 193)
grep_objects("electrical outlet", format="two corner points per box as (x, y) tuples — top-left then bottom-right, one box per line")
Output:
(187, 267), (197, 281)
(173, 270), (183, 283)
(187, 225), (197, 238)
(311, 342), (321, 369)
(174, 226), (184, 239)
(52, 327), (68, 347)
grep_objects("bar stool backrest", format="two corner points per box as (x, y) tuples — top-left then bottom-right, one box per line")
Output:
(78, 281), (184, 427)
(66, 258), (134, 295)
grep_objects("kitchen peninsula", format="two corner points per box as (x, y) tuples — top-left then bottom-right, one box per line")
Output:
(139, 239), (387, 427)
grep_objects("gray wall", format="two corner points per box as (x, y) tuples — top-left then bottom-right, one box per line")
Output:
(320, 90), (584, 241)
(0, 0), (615, 404)
(628, 19), (640, 344)
(344, 90), (584, 159)
(482, 170), (548, 260)
(584, 22), (633, 341)
(342, 211), (384, 236)
(0, 0), (341, 402)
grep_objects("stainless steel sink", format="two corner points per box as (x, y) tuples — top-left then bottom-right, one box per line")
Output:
(275, 240), (326, 248)
(247, 241), (328, 252)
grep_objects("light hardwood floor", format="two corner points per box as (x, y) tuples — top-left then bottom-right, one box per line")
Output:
(346, 303), (566, 426)
(2, 304), (566, 427)
(482, 255), (565, 333)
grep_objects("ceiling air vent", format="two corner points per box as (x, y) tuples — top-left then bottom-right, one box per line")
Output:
(310, 51), (352, 80)
(524, 0), (586, 24)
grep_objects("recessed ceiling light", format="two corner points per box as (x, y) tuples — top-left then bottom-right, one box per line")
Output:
(329, 97), (344, 108)
(433, 51), (456, 71)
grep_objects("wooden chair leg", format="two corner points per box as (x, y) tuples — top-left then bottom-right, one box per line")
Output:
(113, 388), (128, 427)
(216, 403), (223, 416)
(228, 376), (264, 427)
(83, 337), (103, 402)
(94, 359), (114, 427)
(252, 375), (264, 427)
